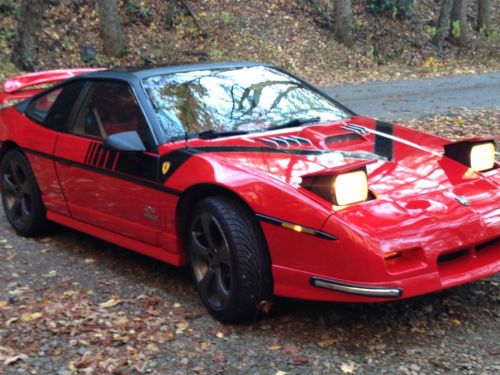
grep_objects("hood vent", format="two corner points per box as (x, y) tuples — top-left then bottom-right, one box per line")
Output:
(259, 135), (313, 148)
(325, 133), (365, 146)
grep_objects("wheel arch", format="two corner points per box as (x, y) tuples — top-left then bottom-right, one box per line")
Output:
(0, 140), (21, 162)
(175, 183), (272, 264)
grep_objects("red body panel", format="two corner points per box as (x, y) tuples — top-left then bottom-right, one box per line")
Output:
(0, 72), (498, 304)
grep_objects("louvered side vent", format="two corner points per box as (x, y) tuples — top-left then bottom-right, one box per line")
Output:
(259, 136), (313, 148)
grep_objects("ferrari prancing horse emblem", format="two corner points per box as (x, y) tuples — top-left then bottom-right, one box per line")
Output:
(162, 161), (171, 175)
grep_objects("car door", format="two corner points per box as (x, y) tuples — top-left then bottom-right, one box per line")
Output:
(53, 80), (163, 245)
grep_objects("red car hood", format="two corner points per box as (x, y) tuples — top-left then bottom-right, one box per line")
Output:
(176, 116), (499, 201)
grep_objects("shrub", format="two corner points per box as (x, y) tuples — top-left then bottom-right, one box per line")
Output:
(366, 0), (413, 19)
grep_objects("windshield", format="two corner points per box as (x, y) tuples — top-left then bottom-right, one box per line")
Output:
(142, 66), (351, 141)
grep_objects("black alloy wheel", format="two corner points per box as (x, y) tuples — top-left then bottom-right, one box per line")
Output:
(0, 149), (47, 236)
(187, 196), (272, 322)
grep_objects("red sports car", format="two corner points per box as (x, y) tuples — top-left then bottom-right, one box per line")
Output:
(0, 63), (498, 322)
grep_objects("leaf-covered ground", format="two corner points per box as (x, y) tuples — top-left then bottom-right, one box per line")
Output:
(0, 110), (499, 374)
(0, 0), (499, 84)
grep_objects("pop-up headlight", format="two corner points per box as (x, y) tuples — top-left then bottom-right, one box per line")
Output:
(301, 166), (370, 206)
(444, 139), (496, 172)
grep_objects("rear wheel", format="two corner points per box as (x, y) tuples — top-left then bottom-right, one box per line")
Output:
(0, 149), (48, 236)
(187, 196), (272, 322)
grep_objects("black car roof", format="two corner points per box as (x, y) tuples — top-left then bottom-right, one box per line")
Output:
(81, 61), (267, 81)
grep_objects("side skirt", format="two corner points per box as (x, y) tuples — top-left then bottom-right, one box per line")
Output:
(47, 211), (185, 267)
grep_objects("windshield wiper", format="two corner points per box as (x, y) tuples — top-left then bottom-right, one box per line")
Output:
(268, 116), (321, 130)
(197, 129), (249, 140)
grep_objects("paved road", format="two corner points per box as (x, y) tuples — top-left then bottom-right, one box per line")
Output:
(323, 72), (500, 121)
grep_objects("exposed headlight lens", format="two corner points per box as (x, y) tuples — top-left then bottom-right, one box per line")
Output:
(333, 170), (368, 206)
(470, 142), (495, 172)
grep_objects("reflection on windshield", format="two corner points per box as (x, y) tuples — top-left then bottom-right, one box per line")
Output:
(142, 66), (349, 140)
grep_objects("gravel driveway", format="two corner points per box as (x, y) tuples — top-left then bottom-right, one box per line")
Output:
(0, 74), (499, 374)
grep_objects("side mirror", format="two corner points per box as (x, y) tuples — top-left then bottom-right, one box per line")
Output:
(103, 131), (146, 152)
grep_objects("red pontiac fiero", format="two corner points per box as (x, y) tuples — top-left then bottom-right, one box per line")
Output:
(0, 63), (498, 322)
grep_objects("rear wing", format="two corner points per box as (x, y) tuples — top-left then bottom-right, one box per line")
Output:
(0, 68), (103, 108)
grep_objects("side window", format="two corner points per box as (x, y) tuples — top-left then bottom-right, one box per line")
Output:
(26, 88), (62, 124)
(72, 81), (150, 146)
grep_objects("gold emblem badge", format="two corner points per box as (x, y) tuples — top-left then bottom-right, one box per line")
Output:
(162, 161), (171, 175)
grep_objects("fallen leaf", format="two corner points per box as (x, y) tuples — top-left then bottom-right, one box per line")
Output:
(176, 321), (189, 334)
(146, 343), (159, 353)
(410, 326), (426, 334)
(283, 344), (300, 356)
(292, 355), (308, 365)
(43, 270), (57, 278)
(20, 312), (43, 322)
(318, 336), (335, 348)
(258, 300), (272, 314)
(115, 316), (129, 326)
(84, 258), (96, 264)
(4, 353), (28, 366)
(275, 371), (288, 375)
(215, 331), (224, 339)
(340, 361), (356, 373)
(6, 317), (18, 326)
(0, 301), (7, 308)
(450, 319), (461, 326)
(268, 343), (282, 351)
(212, 353), (226, 362)
(99, 296), (121, 308)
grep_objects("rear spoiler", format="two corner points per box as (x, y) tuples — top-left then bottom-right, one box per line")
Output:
(0, 68), (103, 108)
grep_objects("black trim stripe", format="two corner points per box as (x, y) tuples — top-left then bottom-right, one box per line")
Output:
(256, 213), (337, 240)
(374, 121), (394, 161)
(23, 147), (181, 195)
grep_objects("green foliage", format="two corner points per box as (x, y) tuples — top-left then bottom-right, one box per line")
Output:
(426, 26), (437, 38)
(0, 0), (14, 16)
(479, 24), (498, 41)
(125, 1), (155, 25)
(366, 0), (413, 19)
(451, 20), (461, 39)
(220, 11), (232, 26)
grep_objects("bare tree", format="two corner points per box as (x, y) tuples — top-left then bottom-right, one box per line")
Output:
(431, 0), (454, 50)
(97, 0), (125, 57)
(477, 0), (491, 34)
(450, 0), (468, 45)
(334, 0), (353, 46)
(12, 0), (48, 70)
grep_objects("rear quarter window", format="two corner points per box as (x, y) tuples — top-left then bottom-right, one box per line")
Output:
(26, 88), (62, 124)
(26, 80), (86, 132)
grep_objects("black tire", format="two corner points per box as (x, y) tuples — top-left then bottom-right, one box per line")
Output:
(187, 196), (272, 323)
(0, 149), (48, 237)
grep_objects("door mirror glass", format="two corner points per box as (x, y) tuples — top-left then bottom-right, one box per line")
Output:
(103, 131), (146, 152)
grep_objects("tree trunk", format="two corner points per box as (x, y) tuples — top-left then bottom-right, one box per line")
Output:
(97, 0), (125, 57)
(11, 0), (47, 70)
(334, 0), (353, 46)
(431, 0), (454, 50)
(450, 0), (468, 45)
(477, 0), (491, 34)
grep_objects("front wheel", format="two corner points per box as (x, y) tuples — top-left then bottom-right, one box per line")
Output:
(187, 196), (272, 322)
(0, 149), (48, 236)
